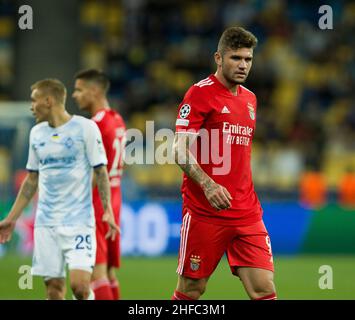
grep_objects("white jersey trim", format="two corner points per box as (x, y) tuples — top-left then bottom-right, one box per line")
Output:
(194, 77), (214, 88)
(93, 111), (106, 122)
(240, 85), (255, 95)
(175, 131), (199, 135)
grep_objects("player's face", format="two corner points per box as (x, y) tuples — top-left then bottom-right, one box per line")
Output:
(217, 47), (253, 85)
(30, 89), (50, 123)
(72, 79), (95, 111)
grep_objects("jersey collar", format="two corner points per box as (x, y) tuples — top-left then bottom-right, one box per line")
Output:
(209, 74), (242, 97)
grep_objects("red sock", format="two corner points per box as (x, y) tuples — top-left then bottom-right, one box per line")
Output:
(110, 279), (120, 300)
(171, 290), (195, 300)
(91, 279), (114, 300)
(254, 292), (277, 300)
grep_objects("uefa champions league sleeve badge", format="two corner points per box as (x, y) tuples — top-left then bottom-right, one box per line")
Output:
(179, 104), (191, 119)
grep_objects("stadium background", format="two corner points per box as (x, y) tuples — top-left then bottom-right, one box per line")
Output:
(0, 0), (354, 299)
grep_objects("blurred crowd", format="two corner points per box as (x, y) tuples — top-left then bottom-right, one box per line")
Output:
(0, 0), (354, 204)
(0, 0), (14, 100)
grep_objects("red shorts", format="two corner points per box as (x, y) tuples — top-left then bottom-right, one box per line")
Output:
(93, 187), (121, 268)
(176, 212), (274, 279)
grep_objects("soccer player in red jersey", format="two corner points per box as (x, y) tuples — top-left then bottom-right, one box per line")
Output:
(73, 69), (126, 300)
(171, 27), (277, 300)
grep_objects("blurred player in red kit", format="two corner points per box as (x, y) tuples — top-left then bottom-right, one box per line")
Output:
(73, 69), (126, 300)
(172, 27), (277, 300)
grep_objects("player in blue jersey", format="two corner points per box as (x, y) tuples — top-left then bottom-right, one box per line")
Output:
(0, 79), (119, 300)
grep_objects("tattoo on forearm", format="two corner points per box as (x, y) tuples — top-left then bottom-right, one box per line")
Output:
(95, 167), (111, 210)
(21, 178), (37, 200)
(175, 136), (210, 188)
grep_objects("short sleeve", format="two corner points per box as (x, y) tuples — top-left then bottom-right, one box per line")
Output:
(26, 128), (39, 171)
(92, 111), (110, 153)
(175, 86), (210, 134)
(83, 120), (108, 167)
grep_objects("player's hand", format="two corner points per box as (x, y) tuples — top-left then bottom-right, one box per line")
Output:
(0, 219), (16, 244)
(201, 179), (233, 211)
(102, 208), (120, 241)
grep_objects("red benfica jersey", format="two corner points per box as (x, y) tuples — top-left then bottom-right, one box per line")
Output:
(92, 108), (126, 189)
(175, 74), (262, 226)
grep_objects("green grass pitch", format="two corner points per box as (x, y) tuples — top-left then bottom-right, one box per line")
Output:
(0, 254), (354, 299)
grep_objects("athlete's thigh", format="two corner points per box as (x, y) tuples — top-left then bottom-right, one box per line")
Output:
(177, 211), (234, 279)
(107, 232), (120, 268)
(93, 195), (109, 265)
(69, 269), (92, 288)
(111, 187), (121, 223)
(59, 225), (96, 274)
(95, 219), (109, 265)
(32, 226), (66, 278)
(236, 266), (275, 296)
(107, 188), (121, 268)
(227, 220), (274, 275)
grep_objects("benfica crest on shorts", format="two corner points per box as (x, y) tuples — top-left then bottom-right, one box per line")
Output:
(247, 103), (255, 120)
(190, 255), (201, 271)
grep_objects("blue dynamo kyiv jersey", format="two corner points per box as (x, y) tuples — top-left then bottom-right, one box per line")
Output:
(26, 115), (107, 227)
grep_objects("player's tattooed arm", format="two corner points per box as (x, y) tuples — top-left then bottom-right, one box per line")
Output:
(94, 165), (111, 210)
(93, 165), (119, 239)
(173, 133), (232, 210)
(5, 171), (38, 222)
(173, 133), (212, 188)
(21, 172), (39, 200)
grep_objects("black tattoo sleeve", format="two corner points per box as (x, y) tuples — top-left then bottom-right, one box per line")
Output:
(94, 166), (111, 210)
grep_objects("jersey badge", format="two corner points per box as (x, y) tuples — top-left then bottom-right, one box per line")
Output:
(93, 111), (105, 122)
(190, 254), (201, 271)
(179, 104), (191, 119)
(247, 103), (255, 120)
(51, 133), (60, 140)
(64, 137), (74, 149)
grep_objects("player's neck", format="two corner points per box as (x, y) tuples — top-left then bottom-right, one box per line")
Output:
(214, 71), (239, 96)
(48, 108), (72, 128)
(91, 99), (110, 116)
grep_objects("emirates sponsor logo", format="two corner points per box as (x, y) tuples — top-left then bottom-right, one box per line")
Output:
(222, 121), (253, 146)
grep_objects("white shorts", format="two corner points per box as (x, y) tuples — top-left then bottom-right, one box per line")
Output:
(31, 225), (96, 279)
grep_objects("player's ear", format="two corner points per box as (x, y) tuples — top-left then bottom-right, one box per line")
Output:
(91, 85), (98, 96)
(214, 51), (222, 67)
(46, 96), (54, 108)
(93, 85), (103, 97)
